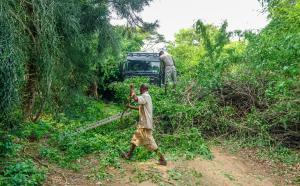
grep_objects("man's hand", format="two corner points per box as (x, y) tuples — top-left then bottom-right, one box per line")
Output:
(130, 92), (136, 97)
(130, 84), (135, 97)
(127, 103), (139, 110)
(129, 84), (138, 102)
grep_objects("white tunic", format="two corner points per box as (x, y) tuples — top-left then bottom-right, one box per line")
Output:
(137, 91), (153, 130)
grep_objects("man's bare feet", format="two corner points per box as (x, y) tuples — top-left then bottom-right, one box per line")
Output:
(121, 153), (131, 160)
(158, 159), (167, 166)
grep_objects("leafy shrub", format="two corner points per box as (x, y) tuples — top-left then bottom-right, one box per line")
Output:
(39, 146), (61, 164)
(109, 77), (152, 103)
(0, 132), (20, 158)
(165, 5), (300, 150)
(159, 128), (213, 160)
(20, 121), (53, 141)
(1, 160), (46, 186)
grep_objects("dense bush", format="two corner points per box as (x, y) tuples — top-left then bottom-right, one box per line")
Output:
(0, 132), (20, 158)
(0, 160), (46, 186)
(163, 1), (300, 149)
(1, 1), (299, 184)
(110, 0), (300, 150)
(26, 96), (212, 179)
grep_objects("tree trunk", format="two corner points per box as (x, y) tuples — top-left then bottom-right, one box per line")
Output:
(22, 0), (38, 120)
(88, 80), (99, 99)
(32, 79), (52, 122)
(23, 62), (38, 119)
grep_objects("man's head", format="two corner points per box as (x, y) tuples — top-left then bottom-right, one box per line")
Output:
(140, 84), (149, 94)
(159, 51), (164, 56)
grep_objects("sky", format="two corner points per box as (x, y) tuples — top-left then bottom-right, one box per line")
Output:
(143, 0), (268, 41)
(112, 0), (269, 42)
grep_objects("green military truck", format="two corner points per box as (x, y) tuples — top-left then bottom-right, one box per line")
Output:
(122, 52), (164, 85)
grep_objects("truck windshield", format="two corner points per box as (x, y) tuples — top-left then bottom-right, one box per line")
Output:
(127, 60), (160, 73)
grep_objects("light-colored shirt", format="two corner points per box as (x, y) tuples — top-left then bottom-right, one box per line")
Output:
(160, 53), (175, 67)
(137, 91), (153, 130)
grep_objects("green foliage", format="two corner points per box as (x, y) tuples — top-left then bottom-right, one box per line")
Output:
(0, 132), (20, 158)
(1, 160), (46, 186)
(266, 146), (300, 165)
(1, 1), (300, 184)
(224, 137), (300, 165)
(0, 4), (24, 125)
(98, 27), (149, 97)
(168, 29), (204, 77)
(164, 5), (299, 164)
(18, 94), (212, 180)
(168, 167), (202, 185)
(195, 20), (231, 62)
(241, 0), (300, 147)
(109, 77), (152, 103)
(159, 128), (212, 160)
(130, 167), (164, 184)
(110, 78), (213, 158)
(0, 0), (156, 122)
(20, 121), (53, 141)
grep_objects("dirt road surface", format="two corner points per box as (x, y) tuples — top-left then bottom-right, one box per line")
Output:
(45, 147), (298, 186)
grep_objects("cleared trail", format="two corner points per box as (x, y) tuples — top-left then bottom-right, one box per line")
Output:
(44, 147), (296, 186)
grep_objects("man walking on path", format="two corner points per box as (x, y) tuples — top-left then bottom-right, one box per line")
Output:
(122, 84), (167, 166)
(159, 51), (177, 93)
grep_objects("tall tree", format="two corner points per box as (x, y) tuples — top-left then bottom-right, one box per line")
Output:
(195, 20), (231, 62)
(0, 0), (156, 122)
(167, 28), (204, 76)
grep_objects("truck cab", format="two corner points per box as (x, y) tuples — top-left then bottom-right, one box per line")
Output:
(122, 52), (163, 85)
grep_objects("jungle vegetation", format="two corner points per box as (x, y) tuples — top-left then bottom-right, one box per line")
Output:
(0, 0), (299, 185)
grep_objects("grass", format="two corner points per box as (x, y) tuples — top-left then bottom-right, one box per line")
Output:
(130, 167), (164, 184)
(167, 167), (202, 186)
(223, 172), (235, 181)
(294, 174), (300, 185)
(6, 98), (212, 185)
(2, 96), (298, 185)
(219, 136), (300, 165)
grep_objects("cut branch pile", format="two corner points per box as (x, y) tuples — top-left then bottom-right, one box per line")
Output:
(215, 80), (267, 117)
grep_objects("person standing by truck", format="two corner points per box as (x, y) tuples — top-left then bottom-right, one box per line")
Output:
(159, 51), (177, 93)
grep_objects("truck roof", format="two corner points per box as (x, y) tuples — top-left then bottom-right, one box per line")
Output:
(127, 52), (160, 62)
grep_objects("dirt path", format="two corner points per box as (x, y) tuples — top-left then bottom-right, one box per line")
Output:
(184, 148), (275, 186)
(44, 147), (296, 186)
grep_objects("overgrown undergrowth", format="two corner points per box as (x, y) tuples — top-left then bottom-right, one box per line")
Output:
(1, 2), (300, 185)
(0, 96), (212, 185)
(112, 77), (300, 164)
(0, 81), (299, 185)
